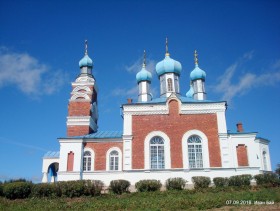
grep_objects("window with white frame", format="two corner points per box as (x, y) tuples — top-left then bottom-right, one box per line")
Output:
(167, 78), (173, 92)
(83, 151), (92, 171)
(188, 135), (203, 168)
(263, 151), (267, 171)
(109, 150), (119, 170)
(150, 136), (165, 169)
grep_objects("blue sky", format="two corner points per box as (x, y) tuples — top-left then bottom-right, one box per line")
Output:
(0, 0), (279, 182)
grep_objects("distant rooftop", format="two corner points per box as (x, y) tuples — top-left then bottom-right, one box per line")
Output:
(228, 132), (257, 135)
(64, 131), (123, 139)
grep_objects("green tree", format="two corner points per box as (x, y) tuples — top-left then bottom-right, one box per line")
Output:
(275, 163), (280, 178)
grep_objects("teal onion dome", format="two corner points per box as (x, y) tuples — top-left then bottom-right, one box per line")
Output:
(190, 64), (206, 81)
(186, 85), (194, 98)
(79, 55), (93, 68)
(156, 55), (182, 77)
(136, 66), (152, 83)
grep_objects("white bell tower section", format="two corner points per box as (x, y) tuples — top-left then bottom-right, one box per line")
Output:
(136, 50), (152, 102)
(191, 50), (206, 100)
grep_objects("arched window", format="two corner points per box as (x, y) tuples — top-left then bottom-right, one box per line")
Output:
(263, 151), (267, 171)
(109, 150), (119, 170)
(83, 151), (91, 171)
(167, 78), (173, 92)
(150, 136), (165, 169)
(188, 135), (203, 168)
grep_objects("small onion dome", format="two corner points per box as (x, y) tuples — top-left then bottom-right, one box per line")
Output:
(156, 55), (182, 77)
(190, 64), (206, 81)
(136, 67), (152, 83)
(186, 85), (194, 98)
(79, 54), (93, 68)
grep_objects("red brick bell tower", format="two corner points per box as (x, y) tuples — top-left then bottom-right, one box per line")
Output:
(66, 40), (98, 137)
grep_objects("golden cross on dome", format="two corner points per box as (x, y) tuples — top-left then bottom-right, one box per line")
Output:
(85, 40), (88, 55)
(165, 37), (170, 56)
(143, 50), (146, 68)
(194, 50), (198, 65)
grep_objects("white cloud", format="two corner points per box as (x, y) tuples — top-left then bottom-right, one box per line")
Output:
(112, 86), (138, 97)
(213, 53), (280, 103)
(111, 56), (157, 99)
(0, 137), (48, 152)
(125, 56), (156, 75)
(0, 48), (68, 96)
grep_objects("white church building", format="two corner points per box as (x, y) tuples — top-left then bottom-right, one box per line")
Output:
(42, 40), (271, 185)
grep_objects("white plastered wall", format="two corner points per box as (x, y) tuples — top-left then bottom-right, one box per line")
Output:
(58, 139), (83, 180)
(255, 139), (272, 171)
(70, 167), (261, 187)
(42, 157), (59, 183)
(123, 113), (132, 170)
(228, 133), (259, 168)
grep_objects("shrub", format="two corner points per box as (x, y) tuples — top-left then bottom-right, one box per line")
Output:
(228, 174), (252, 187)
(135, 179), (162, 192)
(192, 176), (211, 189)
(57, 180), (86, 198)
(84, 180), (104, 196)
(109, 180), (130, 194)
(31, 183), (59, 198)
(254, 173), (279, 187)
(213, 177), (229, 187)
(3, 181), (32, 199)
(165, 177), (187, 190)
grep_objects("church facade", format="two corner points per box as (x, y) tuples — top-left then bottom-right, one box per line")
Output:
(42, 41), (271, 185)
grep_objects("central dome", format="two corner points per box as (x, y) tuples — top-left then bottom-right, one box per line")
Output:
(155, 55), (182, 77)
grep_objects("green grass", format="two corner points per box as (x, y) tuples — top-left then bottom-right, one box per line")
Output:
(0, 187), (279, 211)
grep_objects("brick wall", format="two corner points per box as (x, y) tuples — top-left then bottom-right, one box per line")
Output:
(68, 102), (91, 116)
(132, 99), (221, 169)
(85, 142), (123, 170)
(67, 126), (93, 137)
(236, 144), (249, 166)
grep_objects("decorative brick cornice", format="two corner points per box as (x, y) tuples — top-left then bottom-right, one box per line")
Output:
(180, 102), (226, 114)
(70, 93), (91, 101)
(66, 116), (97, 129)
(122, 102), (226, 115)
